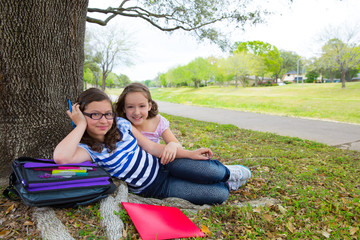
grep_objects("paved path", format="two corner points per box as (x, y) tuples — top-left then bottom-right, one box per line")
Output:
(156, 101), (360, 151)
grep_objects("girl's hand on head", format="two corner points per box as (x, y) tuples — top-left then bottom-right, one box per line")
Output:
(159, 142), (178, 165)
(67, 103), (87, 127)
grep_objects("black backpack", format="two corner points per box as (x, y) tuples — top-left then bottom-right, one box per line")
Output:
(3, 157), (117, 208)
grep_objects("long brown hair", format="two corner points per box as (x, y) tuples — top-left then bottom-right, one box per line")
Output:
(115, 82), (158, 119)
(77, 88), (121, 153)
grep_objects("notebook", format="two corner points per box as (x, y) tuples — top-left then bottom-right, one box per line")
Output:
(121, 202), (205, 240)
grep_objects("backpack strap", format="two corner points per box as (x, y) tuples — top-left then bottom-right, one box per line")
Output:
(2, 172), (20, 201)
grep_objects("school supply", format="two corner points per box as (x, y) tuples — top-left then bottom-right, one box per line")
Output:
(3, 157), (116, 208)
(68, 99), (76, 128)
(121, 202), (205, 240)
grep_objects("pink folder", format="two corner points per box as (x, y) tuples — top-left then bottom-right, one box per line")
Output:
(121, 202), (205, 240)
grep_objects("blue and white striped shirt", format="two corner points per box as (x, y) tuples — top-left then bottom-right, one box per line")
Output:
(79, 117), (160, 193)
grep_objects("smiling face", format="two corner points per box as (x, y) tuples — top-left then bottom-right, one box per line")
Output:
(123, 92), (152, 127)
(84, 100), (114, 142)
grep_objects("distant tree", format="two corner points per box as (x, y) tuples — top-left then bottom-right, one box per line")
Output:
(166, 66), (190, 87)
(185, 57), (211, 88)
(278, 50), (300, 79)
(249, 55), (266, 86)
(206, 56), (223, 86)
(319, 38), (360, 88)
(305, 70), (319, 83)
(220, 52), (253, 87)
(83, 68), (95, 88)
(86, 25), (134, 90)
(317, 25), (360, 88)
(233, 40), (282, 82)
(105, 72), (120, 88)
(118, 74), (131, 87)
(144, 80), (152, 87)
(84, 31), (101, 87)
(159, 73), (168, 87)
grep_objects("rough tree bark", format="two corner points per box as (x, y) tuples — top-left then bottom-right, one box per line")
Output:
(0, 0), (88, 178)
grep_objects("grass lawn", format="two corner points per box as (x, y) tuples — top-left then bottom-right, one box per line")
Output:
(161, 114), (360, 239)
(107, 82), (360, 124)
(2, 114), (358, 239)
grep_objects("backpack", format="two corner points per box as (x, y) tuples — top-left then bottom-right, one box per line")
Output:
(3, 156), (117, 208)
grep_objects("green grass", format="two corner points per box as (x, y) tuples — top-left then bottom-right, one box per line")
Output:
(1, 114), (359, 239)
(108, 82), (360, 124)
(161, 114), (360, 239)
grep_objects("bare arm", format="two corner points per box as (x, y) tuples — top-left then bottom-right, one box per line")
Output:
(53, 104), (92, 164)
(161, 128), (182, 147)
(131, 127), (212, 164)
(159, 128), (183, 164)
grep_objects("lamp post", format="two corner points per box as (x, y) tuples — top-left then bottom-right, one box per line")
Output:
(296, 58), (300, 84)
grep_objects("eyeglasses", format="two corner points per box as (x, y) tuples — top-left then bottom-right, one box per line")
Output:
(83, 112), (115, 120)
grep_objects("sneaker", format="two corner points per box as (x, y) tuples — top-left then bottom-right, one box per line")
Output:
(227, 179), (247, 191)
(226, 165), (252, 182)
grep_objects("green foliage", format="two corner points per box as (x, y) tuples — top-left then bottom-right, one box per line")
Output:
(159, 73), (167, 87)
(279, 50), (300, 77)
(305, 70), (319, 83)
(318, 38), (360, 87)
(118, 74), (131, 87)
(185, 57), (212, 88)
(219, 52), (253, 87)
(83, 68), (95, 85)
(233, 40), (282, 79)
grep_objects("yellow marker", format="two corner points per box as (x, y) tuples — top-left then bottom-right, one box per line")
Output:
(52, 169), (86, 174)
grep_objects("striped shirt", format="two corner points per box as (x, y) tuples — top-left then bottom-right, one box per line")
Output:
(79, 117), (160, 193)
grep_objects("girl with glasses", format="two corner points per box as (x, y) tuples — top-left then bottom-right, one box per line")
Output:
(54, 88), (250, 205)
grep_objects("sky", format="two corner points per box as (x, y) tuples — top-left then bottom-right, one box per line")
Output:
(87, 0), (360, 82)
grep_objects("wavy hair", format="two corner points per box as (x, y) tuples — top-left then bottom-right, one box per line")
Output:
(77, 88), (121, 153)
(115, 82), (158, 119)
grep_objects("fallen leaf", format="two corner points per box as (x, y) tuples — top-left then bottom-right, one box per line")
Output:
(286, 221), (295, 233)
(0, 230), (11, 237)
(263, 214), (273, 222)
(201, 225), (211, 235)
(122, 228), (127, 238)
(350, 227), (359, 235)
(23, 220), (34, 226)
(278, 205), (287, 214)
(265, 201), (275, 208)
(5, 204), (15, 215)
(322, 231), (330, 238)
(252, 207), (261, 213)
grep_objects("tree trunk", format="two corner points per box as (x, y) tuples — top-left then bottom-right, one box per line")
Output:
(329, 71), (334, 83)
(341, 71), (346, 89)
(102, 72), (107, 91)
(0, 0), (88, 178)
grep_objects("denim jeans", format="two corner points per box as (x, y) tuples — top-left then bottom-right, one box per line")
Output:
(140, 158), (230, 205)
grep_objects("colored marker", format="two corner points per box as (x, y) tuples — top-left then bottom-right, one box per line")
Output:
(68, 99), (76, 128)
(52, 169), (86, 174)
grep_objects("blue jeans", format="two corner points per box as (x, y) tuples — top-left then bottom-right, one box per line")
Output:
(140, 158), (230, 205)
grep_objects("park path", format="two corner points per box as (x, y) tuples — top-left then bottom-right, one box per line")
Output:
(109, 95), (360, 151)
(155, 101), (360, 152)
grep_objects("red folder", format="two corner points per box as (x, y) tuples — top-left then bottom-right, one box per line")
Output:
(121, 202), (205, 240)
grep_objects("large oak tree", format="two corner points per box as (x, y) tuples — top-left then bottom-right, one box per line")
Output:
(0, 0), (269, 179)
